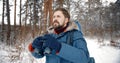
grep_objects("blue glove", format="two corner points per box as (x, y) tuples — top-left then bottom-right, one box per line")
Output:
(43, 34), (61, 54)
(31, 36), (45, 58)
(32, 36), (45, 49)
(31, 48), (44, 58)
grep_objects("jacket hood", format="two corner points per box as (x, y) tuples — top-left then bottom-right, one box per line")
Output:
(47, 21), (79, 33)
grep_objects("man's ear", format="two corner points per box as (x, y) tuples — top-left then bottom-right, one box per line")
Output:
(65, 18), (69, 24)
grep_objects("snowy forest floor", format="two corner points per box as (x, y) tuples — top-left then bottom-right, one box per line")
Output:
(86, 37), (120, 63)
(0, 37), (120, 63)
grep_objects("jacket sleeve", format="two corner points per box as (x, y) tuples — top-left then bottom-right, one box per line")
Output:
(57, 31), (90, 63)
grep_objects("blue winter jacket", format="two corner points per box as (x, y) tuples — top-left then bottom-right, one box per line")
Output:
(32, 21), (90, 63)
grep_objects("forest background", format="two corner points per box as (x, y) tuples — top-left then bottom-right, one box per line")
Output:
(0, 0), (120, 63)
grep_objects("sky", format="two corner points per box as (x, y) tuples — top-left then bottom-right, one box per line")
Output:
(0, 0), (117, 25)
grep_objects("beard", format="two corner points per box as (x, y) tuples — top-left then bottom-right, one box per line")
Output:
(53, 20), (63, 30)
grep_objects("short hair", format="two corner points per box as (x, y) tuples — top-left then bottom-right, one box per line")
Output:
(53, 8), (70, 20)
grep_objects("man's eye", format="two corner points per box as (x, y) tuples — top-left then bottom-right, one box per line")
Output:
(53, 16), (55, 18)
(57, 15), (60, 17)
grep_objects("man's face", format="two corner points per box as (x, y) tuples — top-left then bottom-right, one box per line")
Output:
(53, 11), (68, 29)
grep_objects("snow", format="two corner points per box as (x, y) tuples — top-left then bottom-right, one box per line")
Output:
(0, 37), (120, 63)
(86, 38), (120, 63)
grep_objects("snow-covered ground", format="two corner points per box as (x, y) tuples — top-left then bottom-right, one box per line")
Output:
(86, 38), (120, 63)
(0, 37), (120, 63)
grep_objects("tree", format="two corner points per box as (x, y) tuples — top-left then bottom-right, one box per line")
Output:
(24, 0), (28, 27)
(19, 0), (22, 28)
(32, 0), (38, 38)
(43, 0), (53, 33)
(115, 0), (120, 5)
(14, 0), (16, 30)
(6, 0), (11, 44)
(58, 0), (64, 8)
(108, 3), (120, 40)
(1, 0), (5, 42)
(13, 0), (17, 43)
(64, 0), (70, 11)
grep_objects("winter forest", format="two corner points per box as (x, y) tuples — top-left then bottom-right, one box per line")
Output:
(0, 0), (120, 63)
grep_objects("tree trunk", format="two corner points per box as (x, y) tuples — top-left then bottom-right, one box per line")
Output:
(58, 0), (64, 8)
(29, 2), (32, 36)
(32, 0), (37, 38)
(14, 0), (16, 30)
(1, 0), (5, 42)
(6, 0), (11, 44)
(25, 0), (28, 27)
(43, 0), (49, 33)
(48, 0), (53, 26)
(22, 0), (28, 40)
(14, 0), (17, 43)
(39, 2), (43, 35)
(19, 0), (22, 27)
(19, 0), (22, 42)
(43, 0), (53, 33)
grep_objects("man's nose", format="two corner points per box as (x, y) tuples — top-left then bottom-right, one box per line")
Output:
(53, 18), (57, 21)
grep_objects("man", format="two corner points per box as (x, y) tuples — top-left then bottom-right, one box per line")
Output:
(28, 8), (91, 63)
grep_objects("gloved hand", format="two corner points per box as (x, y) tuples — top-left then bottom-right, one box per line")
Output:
(28, 43), (34, 52)
(32, 36), (45, 49)
(28, 36), (45, 58)
(28, 43), (44, 58)
(43, 34), (61, 54)
(31, 48), (44, 58)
